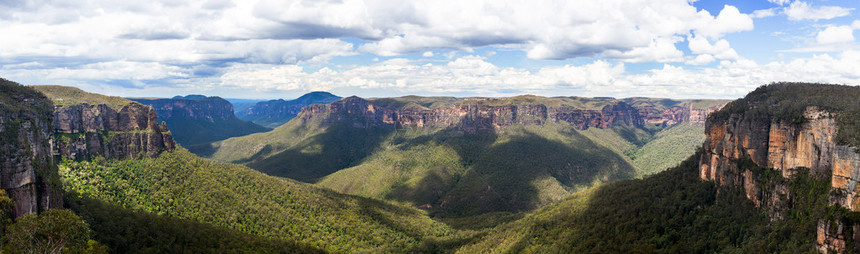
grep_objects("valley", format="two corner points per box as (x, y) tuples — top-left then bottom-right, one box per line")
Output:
(1, 78), (859, 253)
(201, 94), (724, 216)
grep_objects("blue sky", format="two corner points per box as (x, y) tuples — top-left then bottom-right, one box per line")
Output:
(1, 0), (858, 99)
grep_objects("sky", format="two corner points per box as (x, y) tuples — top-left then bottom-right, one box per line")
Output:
(1, 0), (859, 100)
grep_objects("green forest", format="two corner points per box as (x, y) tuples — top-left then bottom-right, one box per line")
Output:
(58, 149), (465, 252)
(3, 79), (860, 253)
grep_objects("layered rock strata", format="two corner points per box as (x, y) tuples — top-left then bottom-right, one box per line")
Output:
(301, 96), (663, 132)
(699, 106), (860, 253)
(52, 102), (175, 160)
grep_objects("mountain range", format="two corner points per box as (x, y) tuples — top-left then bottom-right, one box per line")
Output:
(236, 91), (342, 128)
(2, 77), (859, 253)
(200, 94), (726, 216)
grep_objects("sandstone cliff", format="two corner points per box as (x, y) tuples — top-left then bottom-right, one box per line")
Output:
(52, 102), (175, 160)
(33, 85), (176, 160)
(0, 81), (62, 217)
(131, 95), (268, 146)
(297, 96), (718, 133)
(699, 106), (860, 253)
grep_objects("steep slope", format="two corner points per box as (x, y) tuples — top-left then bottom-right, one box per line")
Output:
(59, 149), (464, 253)
(33, 85), (175, 160)
(460, 83), (860, 253)
(238, 91), (342, 128)
(32, 85), (451, 252)
(0, 79), (63, 217)
(457, 151), (832, 253)
(65, 192), (322, 253)
(130, 95), (269, 147)
(632, 123), (706, 176)
(699, 82), (860, 253)
(207, 95), (724, 216)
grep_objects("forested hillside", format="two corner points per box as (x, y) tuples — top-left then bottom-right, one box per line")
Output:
(204, 95), (722, 217)
(59, 149), (467, 252)
(457, 151), (830, 253)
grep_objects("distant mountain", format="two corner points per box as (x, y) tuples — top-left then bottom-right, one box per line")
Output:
(225, 98), (265, 117)
(204, 95), (727, 216)
(130, 96), (269, 147)
(237, 91), (342, 128)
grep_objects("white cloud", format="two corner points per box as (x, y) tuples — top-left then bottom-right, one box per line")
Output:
(693, 5), (754, 39)
(212, 52), (860, 99)
(686, 54), (716, 65)
(751, 8), (778, 18)
(0, 0), (761, 79)
(817, 25), (855, 44)
(786, 24), (857, 52)
(6, 0), (859, 100)
(768, 0), (791, 5)
(784, 1), (853, 21)
(687, 35), (739, 60)
(602, 37), (685, 63)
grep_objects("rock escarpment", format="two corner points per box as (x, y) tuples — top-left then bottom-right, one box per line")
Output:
(131, 95), (268, 147)
(699, 106), (860, 253)
(52, 102), (175, 160)
(298, 96), (717, 132)
(0, 81), (62, 217)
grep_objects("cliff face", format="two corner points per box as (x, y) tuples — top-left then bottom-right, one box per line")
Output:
(0, 82), (62, 218)
(300, 96), (703, 132)
(131, 96), (268, 147)
(699, 106), (860, 253)
(53, 102), (175, 160)
(639, 103), (724, 126)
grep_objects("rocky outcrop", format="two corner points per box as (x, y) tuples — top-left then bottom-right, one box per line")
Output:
(131, 95), (268, 147)
(700, 107), (860, 208)
(0, 82), (62, 218)
(638, 103), (724, 126)
(300, 96), (659, 133)
(699, 106), (860, 253)
(52, 102), (175, 160)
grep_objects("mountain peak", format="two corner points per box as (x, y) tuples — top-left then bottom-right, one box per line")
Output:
(294, 91), (341, 103)
(172, 94), (209, 100)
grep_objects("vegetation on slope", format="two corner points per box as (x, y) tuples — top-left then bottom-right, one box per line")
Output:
(317, 124), (638, 216)
(458, 151), (842, 253)
(205, 94), (719, 217)
(163, 116), (269, 147)
(31, 85), (131, 109)
(65, 192), (322, 253)
(59, 149), (462, 252)
(632, 123), (705, 176)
